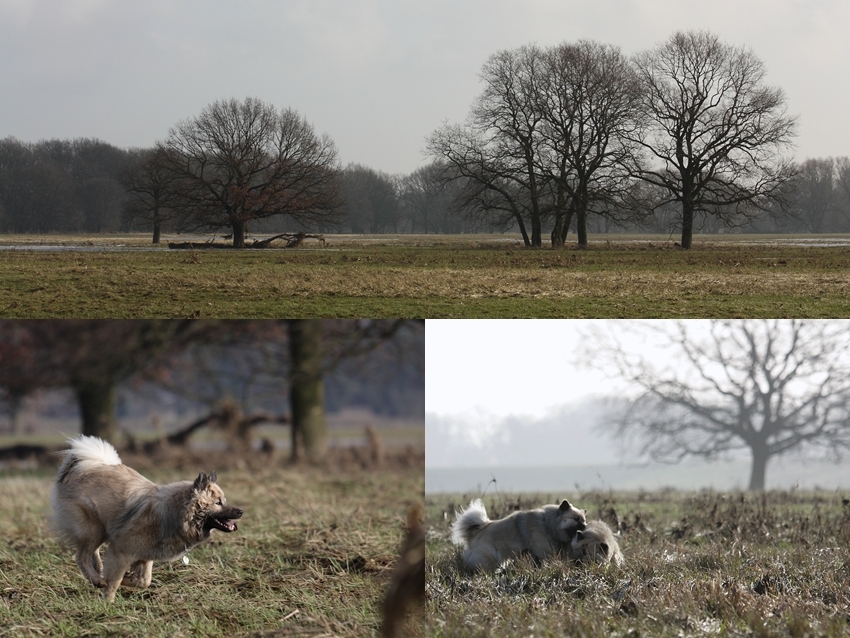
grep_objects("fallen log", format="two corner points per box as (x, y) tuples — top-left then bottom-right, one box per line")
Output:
(169, 233), (326, 250)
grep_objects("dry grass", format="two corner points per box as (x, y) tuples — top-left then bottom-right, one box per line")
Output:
(426, 490), (850, 637)
(2, 233), (850, 317)
(0, 447), (424, 637)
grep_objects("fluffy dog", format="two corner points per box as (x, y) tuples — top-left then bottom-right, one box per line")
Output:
(570, 520), (624, 566)
(452, 498), (586, 572)
(51, 435), (243, 601)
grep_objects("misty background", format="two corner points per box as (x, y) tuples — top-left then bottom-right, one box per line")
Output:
(425, 319), (850, 494)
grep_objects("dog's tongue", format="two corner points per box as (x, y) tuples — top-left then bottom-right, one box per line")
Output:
(211, 517), (238, 532)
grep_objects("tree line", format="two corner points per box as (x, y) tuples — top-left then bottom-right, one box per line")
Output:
(0, 31), (848, 246)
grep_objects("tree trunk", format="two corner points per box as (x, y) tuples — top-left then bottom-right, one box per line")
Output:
(748, 444), (770, 491)
(232, 220), (246, 248)
(575, 187), (589, 248)
(288, 320), (326, 462)
(75, 381), (116, 443)
(576, 211), (588, 249)
(551, 223), (564, 248)
(530, 213), (542, 248)
(515, 213), (530, 247)
(681, 192), (694, 250)
(152, 220), (161, 244)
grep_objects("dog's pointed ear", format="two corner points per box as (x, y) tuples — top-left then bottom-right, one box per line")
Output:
(209, 470), (217, 484)
(193, 472), (209, 491)
(559, 500), (573, 511)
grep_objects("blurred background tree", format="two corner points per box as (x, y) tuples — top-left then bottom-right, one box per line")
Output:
(0, 320), (423, 463)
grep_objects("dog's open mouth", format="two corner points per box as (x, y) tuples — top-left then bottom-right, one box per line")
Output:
(205, 508), (243, 533)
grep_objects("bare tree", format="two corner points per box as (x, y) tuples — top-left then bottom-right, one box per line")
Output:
(428, 46), (548, 247)
(122, 147), (179, 244)
(585, 320), (850, 490)
(632, 31), (797, 249)
(537, 41), (644, 247)
(160, 97), (342, 247)
(428, 41), (646, 247)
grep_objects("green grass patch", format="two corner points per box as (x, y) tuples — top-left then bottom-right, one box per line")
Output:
(2, 233), (850, 317)
(427, 490), (850, 637)
(0, 461), (424, 637)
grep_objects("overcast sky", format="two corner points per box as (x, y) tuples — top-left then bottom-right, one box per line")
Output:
(2, 1), (849, 174)
(426, 319), (618, 417)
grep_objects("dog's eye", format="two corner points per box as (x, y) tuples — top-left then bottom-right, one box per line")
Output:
(216, 499), (223, 506)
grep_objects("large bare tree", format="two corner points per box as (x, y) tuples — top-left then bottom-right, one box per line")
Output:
(632, 31), (797, 249)
(585, 320), (850, 490)
(428, 41), (643, 248)
(160, 97), (342, 247)
(428, 45), (548, 247)
(537, 40), (643, 247)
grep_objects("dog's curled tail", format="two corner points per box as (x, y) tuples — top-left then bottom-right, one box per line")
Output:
(451, 498), (490, 546)
(57, 434), (122, 481)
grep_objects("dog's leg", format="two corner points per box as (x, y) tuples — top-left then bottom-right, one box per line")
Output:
(121, 560), (153, 588)
(91, 547), (103, 578)
(121, 561), (144, 587)
(101, 545), (133, 602)
(139, 561), (153, 588)
(75, 543), (106, 587)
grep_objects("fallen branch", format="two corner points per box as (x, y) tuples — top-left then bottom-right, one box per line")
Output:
(169, 233), (326, 250)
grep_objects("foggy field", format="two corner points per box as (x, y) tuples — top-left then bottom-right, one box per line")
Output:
(2, 233), (850, 318)
(0, 455), (424, 637)
(426, 491), (850, 637)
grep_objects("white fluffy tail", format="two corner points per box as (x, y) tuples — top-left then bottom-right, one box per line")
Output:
(61, 434), (122, 472)
(451, 498), (490, 546)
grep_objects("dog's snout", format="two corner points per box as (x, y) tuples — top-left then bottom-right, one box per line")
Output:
(232, 508), (244, 519)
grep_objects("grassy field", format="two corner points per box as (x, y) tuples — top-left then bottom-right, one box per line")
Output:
(426, 490), (850, 637)
(0, 453), (424, 637)
(2, 233), (850, 317)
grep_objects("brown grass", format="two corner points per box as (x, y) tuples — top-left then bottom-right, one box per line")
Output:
(2, 233), (850, 317)
(426, 490), (850, 637)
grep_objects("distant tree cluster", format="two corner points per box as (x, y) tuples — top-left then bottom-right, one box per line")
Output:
(336, 163), (506, 234)
(0, 138), (138, 233)
(775, 157), (850, 233)
(429, 30), (799, 249)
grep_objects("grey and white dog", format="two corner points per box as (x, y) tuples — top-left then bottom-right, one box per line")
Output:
(452, 498), (587, 572)
(570, 520), (624, 566)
